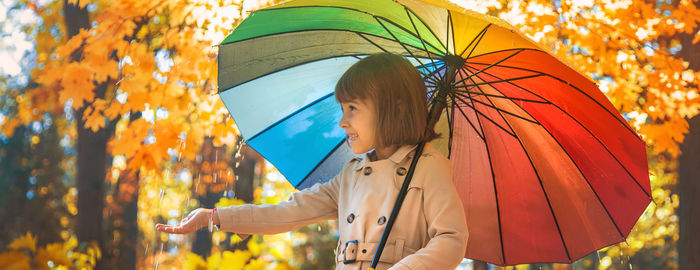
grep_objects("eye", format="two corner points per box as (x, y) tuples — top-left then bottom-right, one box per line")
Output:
(348, 105), (356, 111)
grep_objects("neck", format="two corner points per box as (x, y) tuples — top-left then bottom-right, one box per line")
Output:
(370, 145), (399, 161)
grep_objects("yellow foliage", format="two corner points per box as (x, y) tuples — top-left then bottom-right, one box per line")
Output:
(36, 243), (72, 269)
(215, 197), (247, 208)
(184, 253), (207, 270)
(8, 232), (37, 252)
(0, 252), (31, 270)
(1, 234), (100, 270)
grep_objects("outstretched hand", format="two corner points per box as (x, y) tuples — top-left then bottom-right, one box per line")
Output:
(155, 208), (218, 234)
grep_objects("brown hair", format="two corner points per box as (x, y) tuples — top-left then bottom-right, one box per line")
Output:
(334, 52), (440, 149)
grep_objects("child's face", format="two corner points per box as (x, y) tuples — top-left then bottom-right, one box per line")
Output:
(338, 98), (377, 154)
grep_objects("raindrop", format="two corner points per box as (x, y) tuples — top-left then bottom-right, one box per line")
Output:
(629, 263), (633, 269)
(318, 225), (322, 232)
(159, 189), (165, 202)
(186, 196), (190, 207)
(214, 173), (217, 183)
(144, 242), (149, 255)
(195, 174), (201, 193)
(223, 190), (228, 197)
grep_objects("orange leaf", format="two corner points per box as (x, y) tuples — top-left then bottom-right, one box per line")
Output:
(60, 63), (95, 109)
(84, 110), (106, 132)
(8, 232), (37, 252)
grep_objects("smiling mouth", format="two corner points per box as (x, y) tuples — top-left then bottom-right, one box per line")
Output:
(348, 134), (358, 142)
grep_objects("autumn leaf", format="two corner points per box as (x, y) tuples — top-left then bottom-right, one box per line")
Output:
(59, 63), (95, 109)
(55, 29), (89, 59)
(36, 243), (73, 269)
(221, 250), (252, 270)
(83, 99), (107, 132)
(67, 0), (90, 9)
(8, 232), (37, 252)
(0, 252), (31, 270)
(183, 253), (207, 270)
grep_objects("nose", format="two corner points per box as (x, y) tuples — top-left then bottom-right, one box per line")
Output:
(339, 113), (348, 129)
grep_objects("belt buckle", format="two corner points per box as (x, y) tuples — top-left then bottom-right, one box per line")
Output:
(343, 240), (358, 264)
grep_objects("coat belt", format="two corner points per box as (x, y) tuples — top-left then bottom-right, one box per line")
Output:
(336, 239), (415, 264)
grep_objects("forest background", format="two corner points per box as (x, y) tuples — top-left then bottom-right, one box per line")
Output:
(0, 0), (698, 269)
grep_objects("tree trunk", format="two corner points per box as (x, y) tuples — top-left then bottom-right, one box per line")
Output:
(64, 2), (110, 268)
(677, 3), (700, 267)
(230, 145), (259, 251)
(117, 172), (139, 270)
(679, 115), (700, 270)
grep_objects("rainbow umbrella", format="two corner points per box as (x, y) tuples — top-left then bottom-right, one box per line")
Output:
(217, 0), (651, 266)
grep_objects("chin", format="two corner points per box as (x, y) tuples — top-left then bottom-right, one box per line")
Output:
(348, 142), (370, 155)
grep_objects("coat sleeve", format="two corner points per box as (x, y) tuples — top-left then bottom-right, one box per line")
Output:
(390, 155), (469, 270)
(216, 164), (345, 235)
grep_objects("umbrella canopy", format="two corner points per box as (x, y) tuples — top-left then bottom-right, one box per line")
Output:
(217, 0), (651, 265)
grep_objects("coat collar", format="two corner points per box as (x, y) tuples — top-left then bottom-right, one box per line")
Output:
(351, 143), (422, 171)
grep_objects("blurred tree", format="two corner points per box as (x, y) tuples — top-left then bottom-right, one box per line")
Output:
(0, 119), (70, 247)
(677, 1), (700, 266)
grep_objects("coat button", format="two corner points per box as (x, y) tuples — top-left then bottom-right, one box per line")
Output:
(396, 167), (407, 176)
(363, 166), (372, 175)
(377, 216), (387, 225)
(347, 213), (355, 223)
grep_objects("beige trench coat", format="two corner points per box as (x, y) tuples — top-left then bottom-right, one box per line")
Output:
(217, 143), (468, 269)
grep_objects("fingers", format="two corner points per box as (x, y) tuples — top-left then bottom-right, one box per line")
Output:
(156, 223), (188, 234)
(156, 208), (212, 235)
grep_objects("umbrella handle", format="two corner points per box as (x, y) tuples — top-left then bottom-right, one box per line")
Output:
(369, 141), (427, 268)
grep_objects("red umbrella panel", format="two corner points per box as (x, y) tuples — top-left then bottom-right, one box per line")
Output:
(428, 48), (652, 265)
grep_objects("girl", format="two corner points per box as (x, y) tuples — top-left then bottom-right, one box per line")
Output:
(157, 52), (468, 270)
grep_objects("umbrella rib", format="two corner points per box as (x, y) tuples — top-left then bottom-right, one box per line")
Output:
(401, 3), (449, 53)
(454, 73), (546, 88)
(452, 49), (524, 86)
(295, 137), (347, 190)
(453, 88), (549, 104)
(246, 92), (334, 142)
(446, 100), (455, 158)
(374, 17), (443, 85)
(452, 92), (514, 137)
(404, 6), (439, 70)
(355, 32), (390, 53)
(425, 62), (446, 83)
(464, 59), (643, 142)
(459, 23), (492, 59)
(453, 70), (505, 264)
(446, 92), (485, 141)
(469, 67), (652, 199)
(453, 91), (541, 125)
(466, 73), (574, 263)
(449, 11), (457, 56)
(422, 63), (445, 86)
